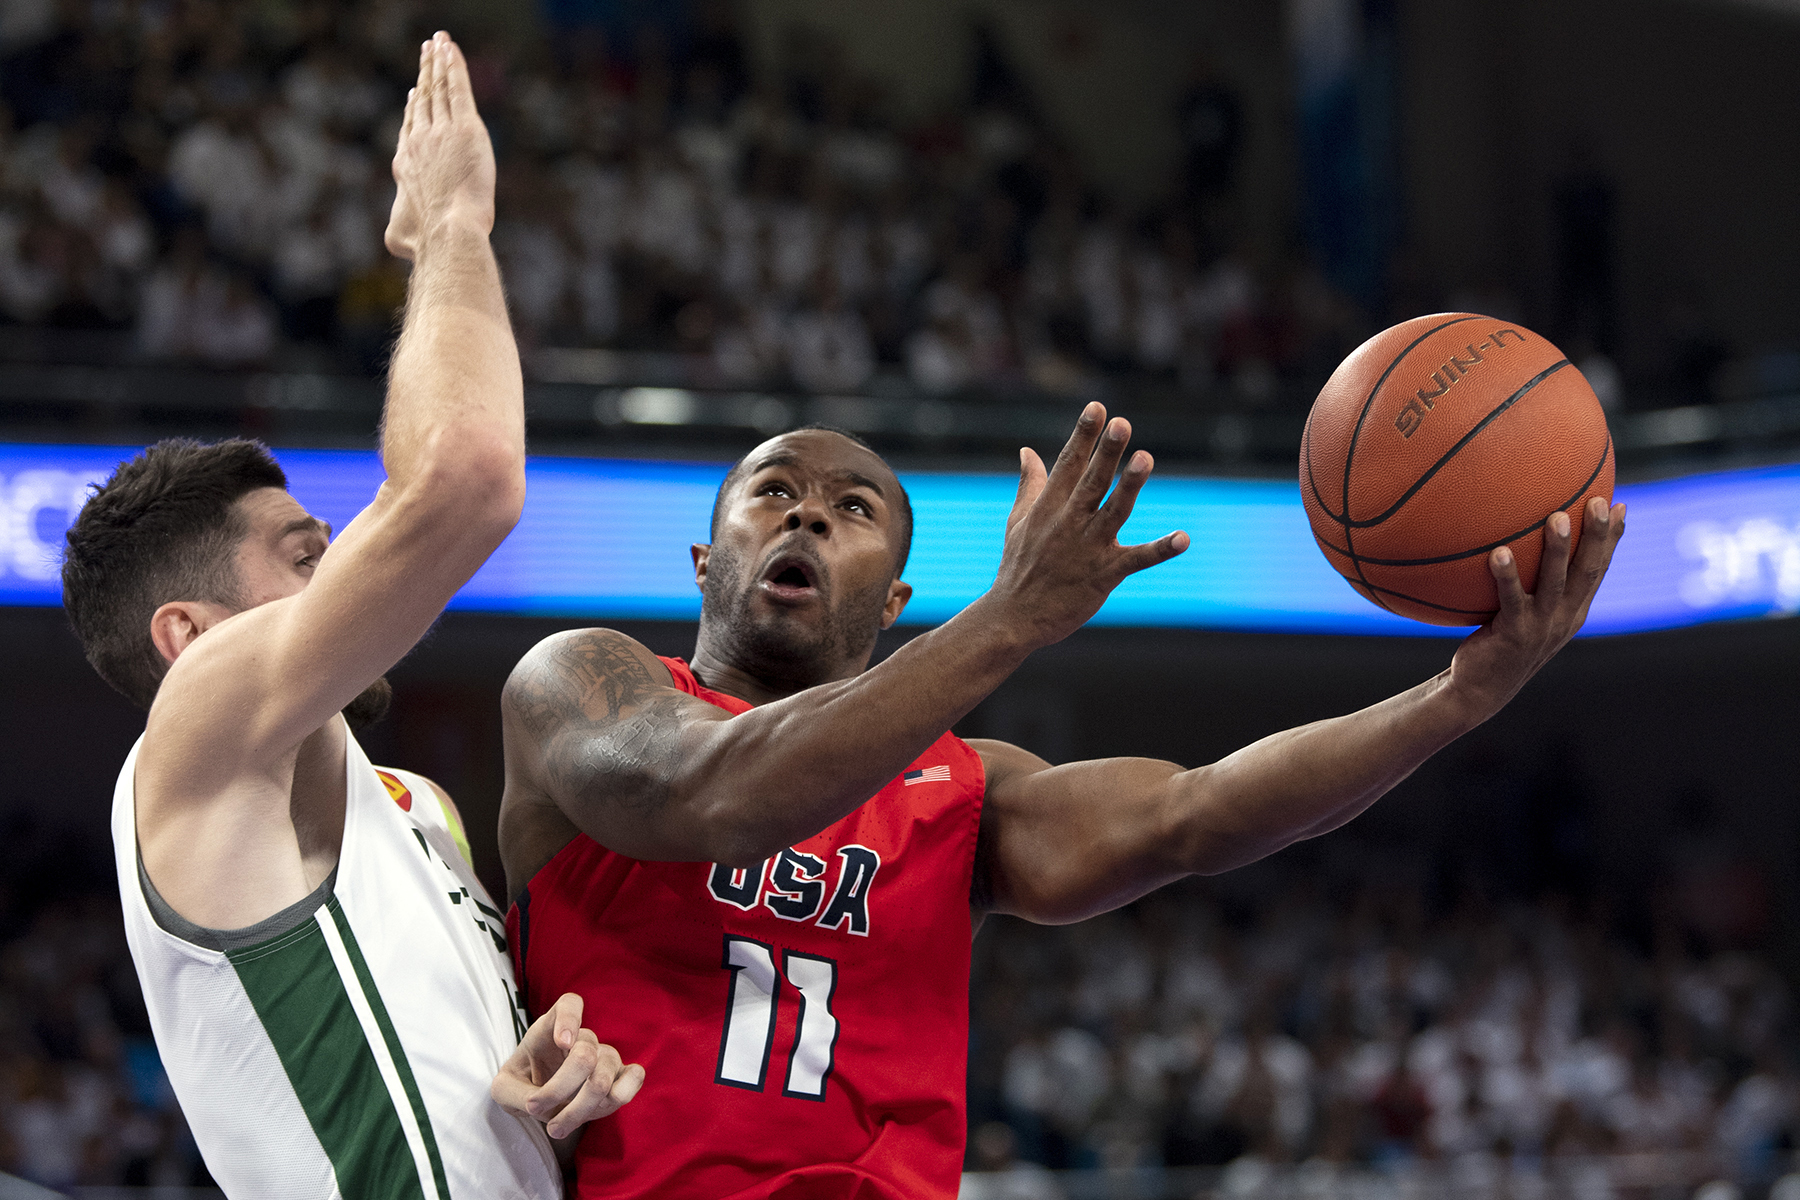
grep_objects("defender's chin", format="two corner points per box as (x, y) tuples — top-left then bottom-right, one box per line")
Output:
(344, 677), (393, 731)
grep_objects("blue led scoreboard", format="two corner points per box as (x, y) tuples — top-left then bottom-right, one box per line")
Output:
(2, 442), (1795, 637)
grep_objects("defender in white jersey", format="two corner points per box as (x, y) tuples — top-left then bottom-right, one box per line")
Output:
(112, 741), (559, 1198)
(63, 31), (640, 1198)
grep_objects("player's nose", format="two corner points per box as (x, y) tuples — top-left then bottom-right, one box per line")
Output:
(783, 494), (831, 536)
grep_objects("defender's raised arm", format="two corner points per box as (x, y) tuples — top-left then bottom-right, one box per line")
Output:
(64, 33), (638, 1195)
(139, 33), (522, 808)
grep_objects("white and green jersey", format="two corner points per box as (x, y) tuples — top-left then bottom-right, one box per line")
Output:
(110, 732), (561, 1200)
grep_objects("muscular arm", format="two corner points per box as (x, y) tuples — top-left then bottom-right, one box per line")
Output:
(971, 676), (1472, 922)
(974, 498), (1626, 925)
(137, 35), (521, 923)
(501, 611), (1050, 880)
(146, 35), (520, 776)
(499, 410), (1188, 889)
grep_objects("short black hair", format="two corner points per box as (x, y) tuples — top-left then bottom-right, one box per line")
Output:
(708, 425), (913, 576)
(61, 438), (288, 710)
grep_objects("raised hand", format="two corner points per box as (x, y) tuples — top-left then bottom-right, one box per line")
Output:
(490, 992), (645, 1141)
(1447, 495), (1627, 718)
(990, 402), (1189, 647)
(385, 31), (497, 261)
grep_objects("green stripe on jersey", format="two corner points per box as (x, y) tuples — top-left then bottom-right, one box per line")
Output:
(327, 902), (452, 1200)
(227, 900), (441, 1200)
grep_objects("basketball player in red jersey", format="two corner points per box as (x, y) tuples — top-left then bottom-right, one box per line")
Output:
(498, 406), (1626, 1199)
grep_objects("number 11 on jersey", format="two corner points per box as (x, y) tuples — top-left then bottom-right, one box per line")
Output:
(715, 935), (840, 1100)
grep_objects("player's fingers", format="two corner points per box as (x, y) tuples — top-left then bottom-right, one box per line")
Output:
(1006, 448), (1047, 532)
(524, 1032), (601, 1123)
(1096, 449), (1153, 536)
(1041, 402), (1106, 508)
(1567, 500), (1625, 622)
(1490, 544), (1528, 615)
(1565, 496), (1614, 592)
(543, 1041), (630, 1139)
(1072, 418), (1132, 513)
(423, 33), (446, 127)
(1535, 510), (1574, 604)
(401, 78), (418, 142)
(489, 1048), (541, 1115)
(507, 1005), (562, 1084)
(611, 1061), (645, 1107)
(442, 37), (478, 123)
(1115, 530), (1189, 578)
(550, 991), (584, 1051)
(415, 40), (435, 129)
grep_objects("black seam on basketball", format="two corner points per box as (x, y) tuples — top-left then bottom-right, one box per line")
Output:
(1332, 436), (1611, 567)
(1317, 314), (1483, 526)
(1309, 421), (1399, 612)
(1344, 523), (1397, 615)
(1339, 358), (1574, 530)
(1302, 413), (1393, 610)
(1333, 571), (1495, 617)
(1332, 316), (1482, 618)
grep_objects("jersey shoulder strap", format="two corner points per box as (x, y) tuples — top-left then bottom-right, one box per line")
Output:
(660, 656), (753, 716)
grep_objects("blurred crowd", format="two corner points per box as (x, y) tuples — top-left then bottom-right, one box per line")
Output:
(0, 893), (206, 1189)
(0, 0), (1362, 401)
(969, 860), (1800, 1190)
(0, 826), (1791, 1191)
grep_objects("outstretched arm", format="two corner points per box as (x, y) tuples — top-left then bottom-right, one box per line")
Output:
(146, 32), (520, 778)
(499, 407), (1188, 890)
(973, 498), (1626, 925)
(137, 33), (521, 928)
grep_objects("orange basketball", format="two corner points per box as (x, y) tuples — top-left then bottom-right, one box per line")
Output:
(1300, 313), (1614, 626)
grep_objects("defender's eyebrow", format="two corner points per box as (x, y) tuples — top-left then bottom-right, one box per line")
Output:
(282, 516), (332, 541)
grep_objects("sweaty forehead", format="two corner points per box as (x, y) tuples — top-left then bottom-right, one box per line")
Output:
(739, 431), (898, 493)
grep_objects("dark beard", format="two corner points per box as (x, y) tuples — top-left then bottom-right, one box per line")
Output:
(343, 677), (393, 731)
(700, 542), (891, 692)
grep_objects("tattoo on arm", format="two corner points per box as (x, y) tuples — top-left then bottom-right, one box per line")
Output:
(508, 631), (688, 817)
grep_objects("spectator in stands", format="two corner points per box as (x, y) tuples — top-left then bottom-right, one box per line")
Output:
(787, 265), (874, 393)
(0, 897), (206, 1187)
(0, 0), (1363, 406)
(968, 851), (1800, 1180)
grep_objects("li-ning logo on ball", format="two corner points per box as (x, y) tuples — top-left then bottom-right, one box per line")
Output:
(1394, 328), (1528, 438)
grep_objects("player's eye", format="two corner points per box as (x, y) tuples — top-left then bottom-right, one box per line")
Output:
(759, 481), (791, 497)
(298, 554), (319, 569)
(842, 497), (871, 516)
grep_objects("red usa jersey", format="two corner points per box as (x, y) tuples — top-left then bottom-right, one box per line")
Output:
(507, 657), (983, 1199)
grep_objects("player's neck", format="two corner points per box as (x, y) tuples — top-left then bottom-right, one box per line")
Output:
(687, 642), (869, 706)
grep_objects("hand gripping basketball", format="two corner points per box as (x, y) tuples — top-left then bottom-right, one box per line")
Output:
(385, 32), (497, 261)
(491, 992), (645, 1140)
(1446, 495), (1626, 719)
(990, 402), (1190, 647)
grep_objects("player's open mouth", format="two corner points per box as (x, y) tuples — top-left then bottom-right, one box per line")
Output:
(759, 554), (821, 603)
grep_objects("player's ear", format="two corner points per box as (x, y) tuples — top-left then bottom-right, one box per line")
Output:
(691, 543), (710, 593)
(148, 600), (222, 667)
(878, 579), (912, 630)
